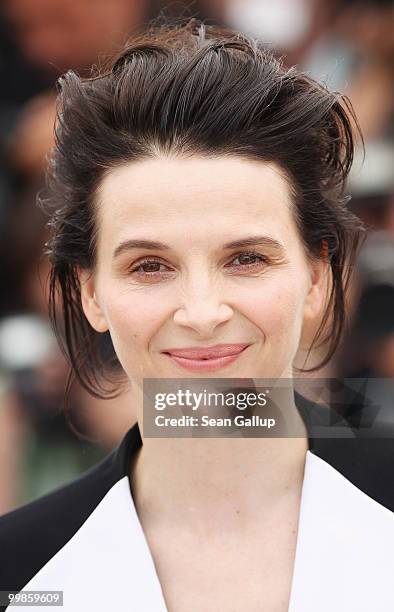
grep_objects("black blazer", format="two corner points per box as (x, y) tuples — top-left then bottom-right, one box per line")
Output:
(1, 392), (394, 611)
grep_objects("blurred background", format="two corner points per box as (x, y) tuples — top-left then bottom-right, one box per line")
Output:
(0, 0), (393, 513)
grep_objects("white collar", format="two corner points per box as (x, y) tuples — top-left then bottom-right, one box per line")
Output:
(20, 449), (394, 611)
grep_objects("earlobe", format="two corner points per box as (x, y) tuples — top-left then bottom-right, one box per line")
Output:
(77, 266), (109, 333)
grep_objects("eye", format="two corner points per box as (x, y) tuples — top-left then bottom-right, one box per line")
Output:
(127, 251), (270, 281)
(127, 257), (173, 279)
(226, 251), (270, 270)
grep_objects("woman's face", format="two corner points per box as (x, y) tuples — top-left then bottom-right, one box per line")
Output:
(78, 156), (326, 383)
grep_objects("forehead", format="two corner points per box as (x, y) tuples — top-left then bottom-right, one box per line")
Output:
(95, 156), (296, 245)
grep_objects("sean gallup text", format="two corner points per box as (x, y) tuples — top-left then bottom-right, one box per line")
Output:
(155, 415), (276, 428)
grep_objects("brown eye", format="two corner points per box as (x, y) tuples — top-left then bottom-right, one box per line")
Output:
(127, 251), (269, 282)
(227, 252), (269, 269)
(128, 258), (173, 278)
(138, 261), (162, 273)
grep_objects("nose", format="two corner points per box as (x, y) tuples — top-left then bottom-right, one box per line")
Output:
(173, 275), (234, 337)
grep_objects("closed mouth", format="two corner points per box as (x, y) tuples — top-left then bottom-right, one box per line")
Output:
(162, 344), (251, 360)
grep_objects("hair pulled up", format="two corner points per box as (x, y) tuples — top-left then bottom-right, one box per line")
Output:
(39, 17), (366, 407)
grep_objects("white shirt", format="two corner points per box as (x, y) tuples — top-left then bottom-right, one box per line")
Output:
(1, 393), (394, 611)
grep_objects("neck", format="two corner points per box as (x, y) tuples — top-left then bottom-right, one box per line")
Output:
(129, 393), (309, 537)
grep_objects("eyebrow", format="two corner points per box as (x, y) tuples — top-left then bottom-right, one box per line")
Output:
(112, 235), (285, 260)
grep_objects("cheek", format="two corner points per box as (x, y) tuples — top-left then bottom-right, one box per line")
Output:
(101, 268), (308, 372)
(102, 289), (164, 372)
(240, 277), (306, 338)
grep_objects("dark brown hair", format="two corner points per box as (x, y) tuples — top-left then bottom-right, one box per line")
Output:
(39, 17), (366, 407)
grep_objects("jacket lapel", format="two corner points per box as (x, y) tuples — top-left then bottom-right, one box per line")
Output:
(288, 448), (394, 611)
(17, 475), (168, 611)
(17, 394), (394, 611)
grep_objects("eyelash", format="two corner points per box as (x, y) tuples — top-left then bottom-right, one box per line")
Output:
(127, 251), (270, 279)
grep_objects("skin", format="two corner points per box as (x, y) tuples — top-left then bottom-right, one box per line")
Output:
(79, 156), (326, 373)
(78, 154), (328, 531)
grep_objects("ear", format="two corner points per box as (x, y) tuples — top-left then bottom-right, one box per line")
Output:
(303, 256), (330, 322)
(299, 255), (331, 351)
(77, 266), (109, 333)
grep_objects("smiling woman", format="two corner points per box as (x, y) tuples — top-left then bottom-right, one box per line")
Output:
(1, 16), (393, 612)
(42, 18), (364, 402)
(84, 155), (324, 383)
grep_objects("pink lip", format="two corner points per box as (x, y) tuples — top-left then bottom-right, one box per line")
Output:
(162, 343), (251, 359)
(162, 344), (251, 372)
